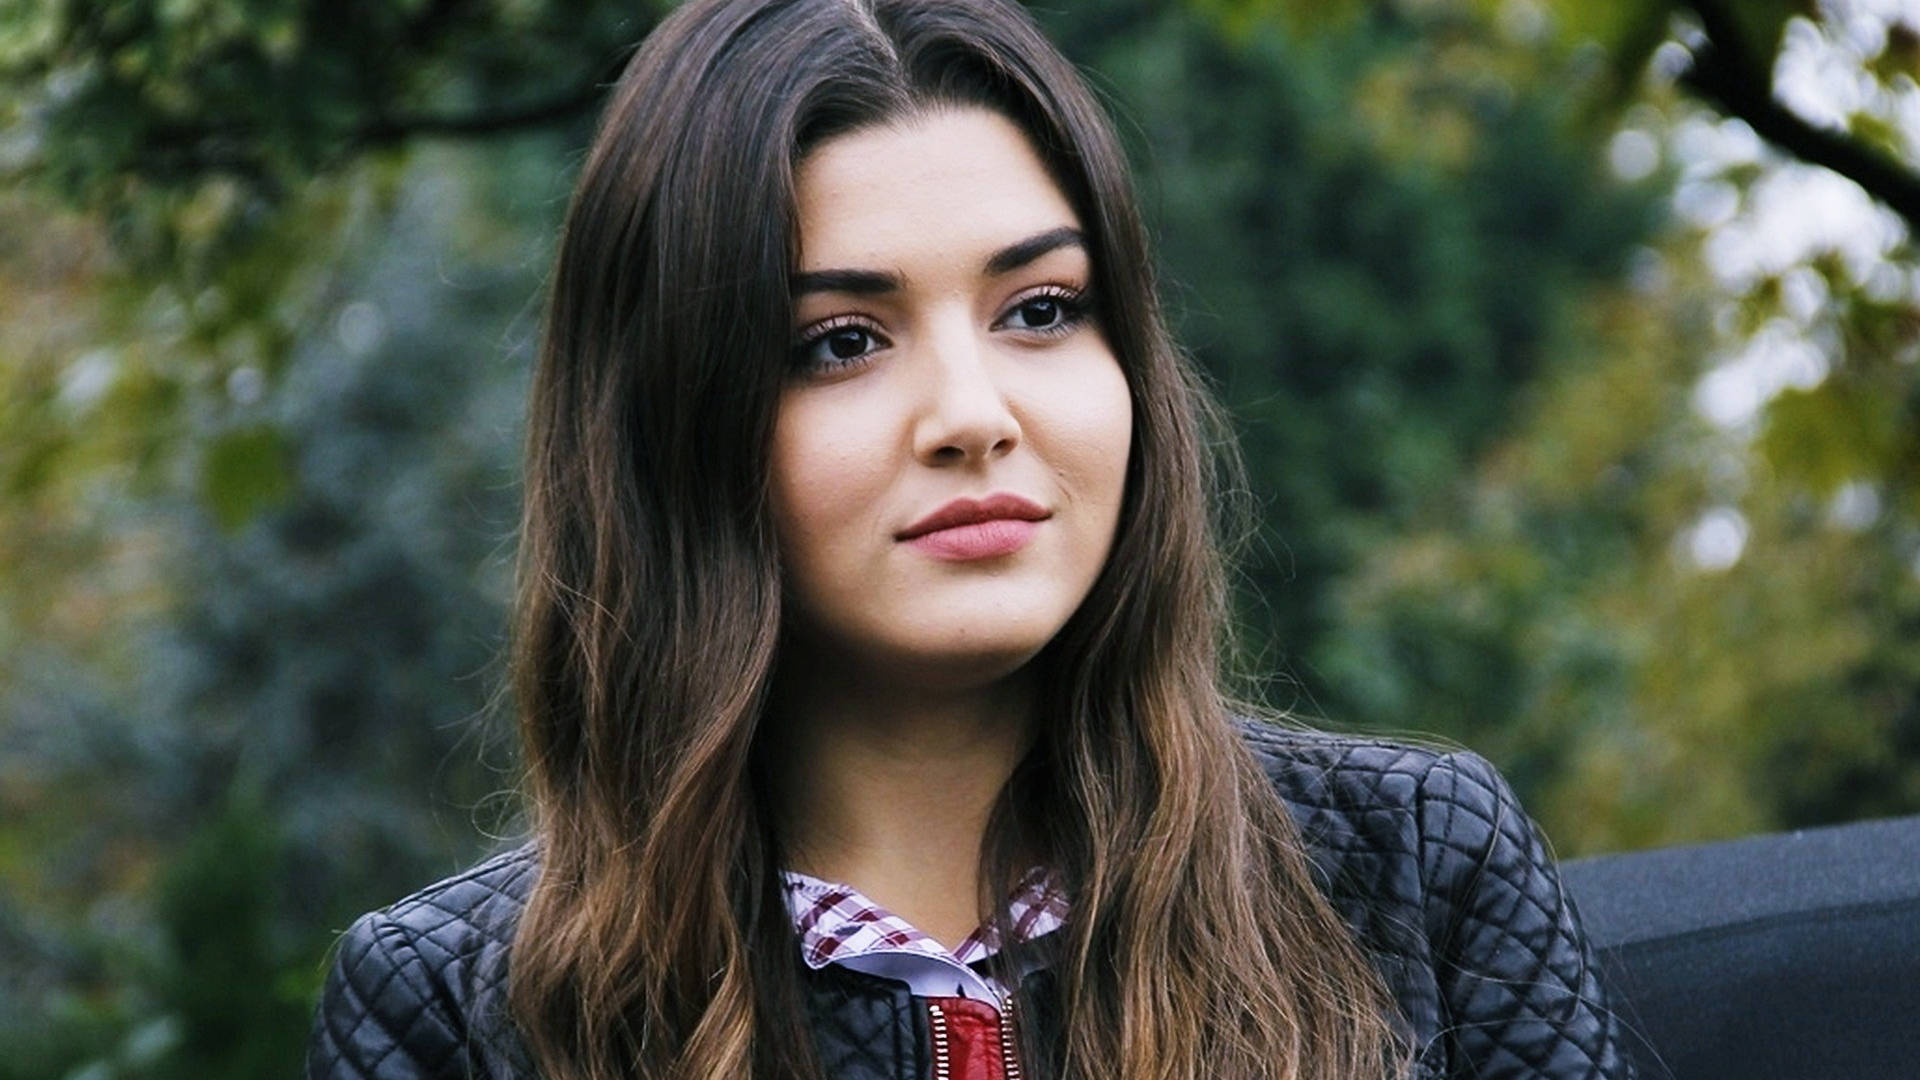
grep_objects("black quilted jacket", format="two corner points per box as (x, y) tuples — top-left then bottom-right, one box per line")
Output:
(307, 728), (1631, 1078)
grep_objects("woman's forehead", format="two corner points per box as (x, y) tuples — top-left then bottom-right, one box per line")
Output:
(792, 107), (1083, 276)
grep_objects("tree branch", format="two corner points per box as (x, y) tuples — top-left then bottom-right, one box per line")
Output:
(1679, 0), (1920, 238)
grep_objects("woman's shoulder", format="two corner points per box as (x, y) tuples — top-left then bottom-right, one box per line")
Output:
(363, 842), (539, 944)
(1234, 717), (1513, 834)
(1238, 719), (1632, 1078)
(307, 844), (538, 1079)
(1232, 717), (1552, 922)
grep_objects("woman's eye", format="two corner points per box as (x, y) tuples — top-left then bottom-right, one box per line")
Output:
(822, 327), (873, 360)
(997, 289), (1088, 335)
(1012, 297), (1063, 329)
(793, 320), (886, 373)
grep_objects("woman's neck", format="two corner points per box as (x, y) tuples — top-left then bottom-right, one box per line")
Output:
(767, 659), (1037, 949)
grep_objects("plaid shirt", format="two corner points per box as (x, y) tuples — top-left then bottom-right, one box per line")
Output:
(781, 867), (1068, 1003)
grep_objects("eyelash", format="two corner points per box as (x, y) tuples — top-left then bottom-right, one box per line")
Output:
(788, 285), (1095, 376)
(997, 285), (1093, 338)
(790, 314), (887, 375)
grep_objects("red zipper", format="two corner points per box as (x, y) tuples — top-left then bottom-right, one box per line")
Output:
(925, 994), (1020, 1080)
(928, 1001), (954, 1080)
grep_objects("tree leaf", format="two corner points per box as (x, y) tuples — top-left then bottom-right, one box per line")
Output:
(1536, 0), (1674, 96)
(1759, 380), (1900, 495)
(1721, 0), (1811, 76)
(200, 425), (291, 530)
(1868, 22), (1920, 85)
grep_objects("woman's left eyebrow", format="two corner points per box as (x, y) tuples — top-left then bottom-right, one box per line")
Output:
(790, 226), (1086, 297)
(984, 226), (1085, 276)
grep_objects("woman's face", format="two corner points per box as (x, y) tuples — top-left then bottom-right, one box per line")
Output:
(771, 107), (1132, 690)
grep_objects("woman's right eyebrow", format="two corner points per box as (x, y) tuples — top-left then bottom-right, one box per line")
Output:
(791, 268), (902, 297)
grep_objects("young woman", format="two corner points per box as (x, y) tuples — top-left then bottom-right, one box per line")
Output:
(307, 1), (1629, 1078)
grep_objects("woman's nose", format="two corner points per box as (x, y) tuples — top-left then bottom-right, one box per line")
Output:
(910, 323), (1022, 466)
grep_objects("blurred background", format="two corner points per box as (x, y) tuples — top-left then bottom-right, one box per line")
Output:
(2, 0), (1917, 1074)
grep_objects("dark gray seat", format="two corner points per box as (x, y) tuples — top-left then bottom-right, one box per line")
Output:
(1559, 813), (1920, 1079)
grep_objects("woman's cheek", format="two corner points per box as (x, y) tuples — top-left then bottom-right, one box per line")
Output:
(770, 389), (897, 581)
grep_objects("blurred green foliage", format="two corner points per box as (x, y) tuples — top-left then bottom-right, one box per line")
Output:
(3, 0), (1918, 1074)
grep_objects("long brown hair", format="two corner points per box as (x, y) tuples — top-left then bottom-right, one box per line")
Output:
(509, 1), (1403, 1077)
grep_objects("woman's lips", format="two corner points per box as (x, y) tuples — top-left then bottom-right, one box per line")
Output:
(906, 518), (1040, 560)
(897, 493), (1050, 561)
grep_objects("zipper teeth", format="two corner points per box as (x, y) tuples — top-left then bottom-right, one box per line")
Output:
(999, 993), (1022, 1080)
(928, 1002), (952, 1080)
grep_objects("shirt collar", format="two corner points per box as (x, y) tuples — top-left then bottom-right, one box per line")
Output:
(780, 867), (1068, 1000)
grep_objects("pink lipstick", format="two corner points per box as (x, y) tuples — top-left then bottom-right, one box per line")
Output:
(898, 494), (1050, 561)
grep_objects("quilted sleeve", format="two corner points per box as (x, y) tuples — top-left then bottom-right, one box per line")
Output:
(306, 910), (472, 1080)
(1417, 751), (1631, 1080)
